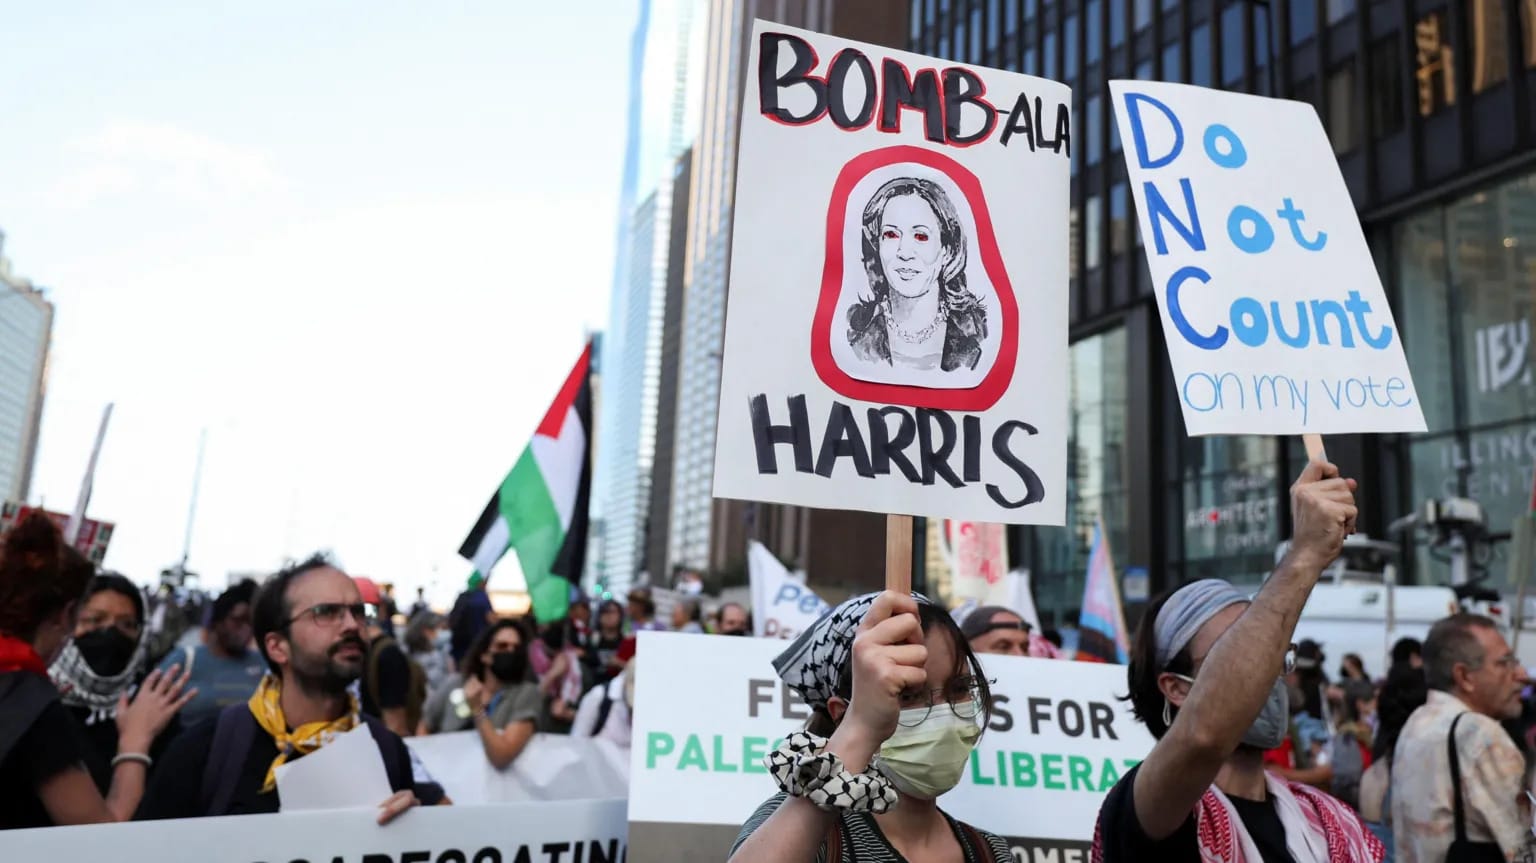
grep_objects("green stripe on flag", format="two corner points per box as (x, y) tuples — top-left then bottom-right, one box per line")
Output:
(499, 448), (570, 623)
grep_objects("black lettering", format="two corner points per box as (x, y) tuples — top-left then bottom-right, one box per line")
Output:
(472, 850), (502, 863)
(572, 842), (584, 863)
(942, 68), (996, 144)
(542, 843), (571, 863)
(438, 851), (468, 863)
(510, 847), (531, 863)
(588, 841), (623, 863)
(1054, 101), (1072, 157)
(827, 48), (877, 129)
(916, 409), (963, 488)
(783, 682), (811, 720)
(999, 93), (1036, 150)
(815, 401), (876, 478)
(1089, 701), (1118, 740)
(758, 33), (826, 124)
(750, 394), (814, 474)
(1058, 700), (1085, 737)
(867, 407), (921, 482)
(363, 855), (392, 863)
(988, 420), (1046, 508)
(878, 59), (944, 142)
(748, 679), (773, 718)
(962, 415), (982, 483)
(988, 693), (1014, 733)
(402, 854), (431, 863)
(1027, 696), (1052, 734)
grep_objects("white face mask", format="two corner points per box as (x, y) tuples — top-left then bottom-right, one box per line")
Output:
(874, 702), (983, 800)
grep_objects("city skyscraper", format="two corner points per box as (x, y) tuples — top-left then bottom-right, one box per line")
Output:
(0, 236), (54, 505)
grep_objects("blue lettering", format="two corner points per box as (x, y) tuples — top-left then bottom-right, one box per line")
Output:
(1277, 198), (1327, 250)
(1124, 92), (1184, 169)
(1271, 301), (1311, 347)
(1227, 205), (1275, 254)
(1182, 372), (1244, 412)
(1202, 123), (1247, 168)
(1230, 297), (1269, 346)
(1310, 300), (1356, 347)
(1166, 266), (1227, 349)
(1344, 290), (1394, 349)
(1386, 377), (1413, 407)
(1145, 179), (1206, 255)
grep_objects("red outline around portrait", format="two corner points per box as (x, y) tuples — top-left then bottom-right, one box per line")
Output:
(810, 145), (1019, 411)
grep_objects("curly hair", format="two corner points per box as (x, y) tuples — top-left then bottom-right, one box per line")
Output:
(0, 512), (94, 640)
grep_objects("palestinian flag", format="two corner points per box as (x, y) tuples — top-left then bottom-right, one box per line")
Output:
(459, 341), (592, 623)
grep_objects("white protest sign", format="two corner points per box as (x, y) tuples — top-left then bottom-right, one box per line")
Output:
(5, 799), (628, 863)
(943, 520), (1011, 605)
(1110, 81), (1426, 435)
(276, 725), (392, 812)
(406, 731), (629, 806)
(712, 21), (1071, 524)
(629, 632), (1152, 863)
(748, 540), (830, 638)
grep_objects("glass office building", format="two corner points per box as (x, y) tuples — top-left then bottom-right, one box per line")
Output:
(912, 0), (1536, 624)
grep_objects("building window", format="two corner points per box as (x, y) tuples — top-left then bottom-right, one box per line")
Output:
(1326, 0), (1354, 24)
(1111, 183), (1130, 256)
(1006, 0), (1020, 36)
(1026, 0), (1039, 21)
(1087, 93), (1103, 165)
(1162, 41), (1182, 81)
(1163, 0), (1179, 14)
(956, 16), (968, 58)
(1178, 436), (1282, 588)
(1046, 31), (1058, 77)
(1086, 194), (1103, 270)
(1088, 0), (1104, 63)
(972, 2), (985, 58)
(1025, 48), (1038, 74)
(1415, 11), (1456, 115)
(1291, 0), (1317, 45)
(1222, 3), (1245, 84)
(1370, 36), (1406, 136)
(1066, 14), (1080, 76)
(913, 0), (926, 42)
(1469, 0), (1510, 93)
(1111, 0), (1127, 45)
(1525, 0), (1536, 66)
(1192, 23), (1213, 86)
(1135, 0), (1152, 30)
(1255, 4), (1272, 80)
(1326, 61), (1358, 154)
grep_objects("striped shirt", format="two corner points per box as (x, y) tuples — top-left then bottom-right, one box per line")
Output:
(734, 792), (1012, 862)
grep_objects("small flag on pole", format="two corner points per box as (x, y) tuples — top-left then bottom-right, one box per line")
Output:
(458, 342), (593, 623)
(1076, 518), (1130, 664)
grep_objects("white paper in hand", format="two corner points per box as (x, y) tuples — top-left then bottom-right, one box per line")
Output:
(274, 725), (392, 812)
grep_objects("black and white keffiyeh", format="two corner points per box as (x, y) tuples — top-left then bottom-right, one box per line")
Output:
(772, 591), (936, 712)
(48, 638), (146, 725)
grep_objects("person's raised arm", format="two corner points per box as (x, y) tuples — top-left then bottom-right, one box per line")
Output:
(729, 592), (927, 863)
(1133, 460), (1357, 841)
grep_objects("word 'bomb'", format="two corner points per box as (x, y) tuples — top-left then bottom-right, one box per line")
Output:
(1123, 92), (1397, 354)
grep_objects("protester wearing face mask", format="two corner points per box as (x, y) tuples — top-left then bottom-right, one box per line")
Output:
(718, 602), (751, 636)
(0, 514), (193, 829)
(50, 573), (197, 794)
(1094, 459), (1383, 863)
(455, 619), (542, 768)
(730, 591), (1011, 863)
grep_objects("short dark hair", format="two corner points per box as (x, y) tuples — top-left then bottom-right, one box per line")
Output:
(0, 513), (94, 641)
(462, 617), (530, 682)
(252, 552), (338, 675)
(84, 573), (146, 624)
(210, 579), (257, 625)
(680, 599), (702, 623)
(804, 602), (992, 737)
(627, 588), (655, 617)
(1423, 613), (1499, 691)
(1391, 637), (1423, 666)
(1124, 585), (1196, 740)
(1372, 664), (1429, 762)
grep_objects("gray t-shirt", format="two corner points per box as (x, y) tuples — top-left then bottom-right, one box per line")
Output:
(423, 675), (542, 734)
(158, 644), (267, 729)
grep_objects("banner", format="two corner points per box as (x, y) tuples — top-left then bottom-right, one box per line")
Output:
(747, 540), (830, 639)
(1, 501), (115, 565)
(629, 632), (1152, 862)
(943, 521), (1011, 605)
(406, 731), (629, 806)
(4, 799), (628, 863)
(711, 21), (1071, 525)
(1110, 81), (1425, 436)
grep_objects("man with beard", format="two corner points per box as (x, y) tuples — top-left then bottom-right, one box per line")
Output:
(135, 554), (419, 822)
(158, 579), (266, 728)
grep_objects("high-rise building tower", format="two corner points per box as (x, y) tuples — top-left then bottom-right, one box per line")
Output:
(0, 236), (53, 505)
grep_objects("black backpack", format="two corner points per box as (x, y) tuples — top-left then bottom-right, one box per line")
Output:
(198, 705), (412, 816)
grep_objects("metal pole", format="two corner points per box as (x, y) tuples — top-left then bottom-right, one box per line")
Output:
(181, 428), (207, 569)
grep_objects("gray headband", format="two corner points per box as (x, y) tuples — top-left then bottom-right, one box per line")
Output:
(1152, 579), (1249, 669)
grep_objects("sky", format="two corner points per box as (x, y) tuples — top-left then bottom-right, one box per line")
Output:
(2, 2), (637, 606)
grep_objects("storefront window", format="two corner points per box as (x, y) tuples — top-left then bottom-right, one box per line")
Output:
(1397, 210), (1458, 431)
(1179, 436), (1281, 590)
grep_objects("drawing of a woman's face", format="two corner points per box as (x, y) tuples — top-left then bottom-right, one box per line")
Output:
(878, 193), (944, 298)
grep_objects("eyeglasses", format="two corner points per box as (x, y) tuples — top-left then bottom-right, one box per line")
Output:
(896, 676), (991, 727)
(287, 602), (368, 627)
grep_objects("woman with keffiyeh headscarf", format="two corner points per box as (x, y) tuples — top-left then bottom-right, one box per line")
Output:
(1092, 459), (1383, 863)
(730, 590), (1012, 863)
(0, 513), (193, 829)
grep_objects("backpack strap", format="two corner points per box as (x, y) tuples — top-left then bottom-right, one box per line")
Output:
(361, 714), (412, 793)
(591, 678), (618, 737)
(201, 704), (258, 817)
(1448, 712), (1471, 844)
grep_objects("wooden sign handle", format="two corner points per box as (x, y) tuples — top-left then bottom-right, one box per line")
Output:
(1302, 433), (1326, 464)
(886, 513), (913, 595)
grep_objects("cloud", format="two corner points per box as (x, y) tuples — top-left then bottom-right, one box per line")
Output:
(52, 122), (289, 210)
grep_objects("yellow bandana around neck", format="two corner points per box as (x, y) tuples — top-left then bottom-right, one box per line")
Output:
(247, 673), (360, 793)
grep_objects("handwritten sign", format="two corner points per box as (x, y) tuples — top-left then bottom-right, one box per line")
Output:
(1110, 81), (1426, 435)
(711, 21), (1071, 524)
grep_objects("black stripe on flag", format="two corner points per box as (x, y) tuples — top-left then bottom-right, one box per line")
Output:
(458, 491), (503, 562)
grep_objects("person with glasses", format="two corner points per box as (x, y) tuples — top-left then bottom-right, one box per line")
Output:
(1094, 459), (1383, 863)
(731, 591), (1011, 863)
(157, 579), (267, 728)
(136, 554), (419, 822)
(1390, 614), (1533, 862)
(50, 573), (196, 794)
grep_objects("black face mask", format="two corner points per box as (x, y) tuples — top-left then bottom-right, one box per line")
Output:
(74, 627), (139, 677)
(490, 650), (527, 683)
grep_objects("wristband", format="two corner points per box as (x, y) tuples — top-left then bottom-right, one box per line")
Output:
(766, 731), (897, 813)
(112, 752), (153, 769)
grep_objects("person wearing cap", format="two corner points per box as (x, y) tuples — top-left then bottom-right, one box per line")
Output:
(354, 577), (419, 737)
(961, 606), (1061, 659)
(158, 579), (267, 729)
(730, 591), (1011, 863)
(1093, 459), (1383, 863)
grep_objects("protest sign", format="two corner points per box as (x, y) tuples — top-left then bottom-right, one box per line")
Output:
(406, 731), (629, 805)
(5, 799), (628, 863)
(942, 520), (1011, 605)
(711, 21), (1071, 525)
(1110, 81), (1426, 436)
(1, 500), (114, 564)
(747, 540), (830, 638)
(629, 632), (1152, 863)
